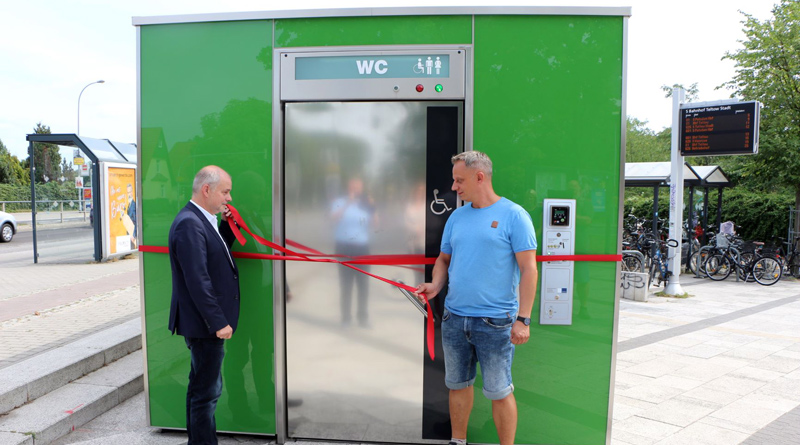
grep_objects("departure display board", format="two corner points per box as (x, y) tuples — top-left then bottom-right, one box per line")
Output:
(680, 101), (760, 156)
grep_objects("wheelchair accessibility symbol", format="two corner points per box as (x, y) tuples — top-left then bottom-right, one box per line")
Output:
(430, 189), (452, 215)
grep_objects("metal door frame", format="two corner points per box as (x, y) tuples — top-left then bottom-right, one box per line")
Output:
(272, 43), (473, 444)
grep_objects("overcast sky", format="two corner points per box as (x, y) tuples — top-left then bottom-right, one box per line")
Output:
(0, 0), (776, 160)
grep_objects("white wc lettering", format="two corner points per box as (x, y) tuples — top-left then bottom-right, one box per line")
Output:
(356, 59), (388, 75)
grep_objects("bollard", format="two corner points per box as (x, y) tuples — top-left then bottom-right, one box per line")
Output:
(621, 271), (648, 302)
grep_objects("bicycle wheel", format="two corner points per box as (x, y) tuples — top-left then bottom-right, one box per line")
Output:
(688, 251), (709, 275)
(687, 252), (699, 275)
(705, 254), (732, 281)
(790, 255), (800, 278)
(648, 262), (658, 288)
(738, 252), (756, 282)
(753, 257), (782, 285)
(622, 254), (643, 273)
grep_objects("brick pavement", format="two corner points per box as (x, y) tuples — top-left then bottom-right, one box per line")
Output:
(0, 256), (140, 369)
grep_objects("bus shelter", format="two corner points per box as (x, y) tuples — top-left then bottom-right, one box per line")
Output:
(624, 162), (732, 249)
(25, 134), (137, 262)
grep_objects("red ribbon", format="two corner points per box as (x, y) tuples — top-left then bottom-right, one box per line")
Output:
(223, 204), (438, 360)
(141, 205), (623, 361)
(537, 254), (622, 262)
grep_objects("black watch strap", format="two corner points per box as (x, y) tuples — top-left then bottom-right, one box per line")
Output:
(516, 315), (531, 326)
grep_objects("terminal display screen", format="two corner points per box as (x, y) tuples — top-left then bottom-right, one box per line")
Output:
(680, 101), (759, 156)
(551, 206), (570, 226)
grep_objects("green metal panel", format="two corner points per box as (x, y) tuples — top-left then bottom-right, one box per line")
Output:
(275, 15), (472, 47)
(140, 20), (275, 434)
(472, 15), (623, 445)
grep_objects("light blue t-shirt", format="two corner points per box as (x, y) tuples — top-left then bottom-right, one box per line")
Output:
(331, 197), (372, 244)
(441, 197), (537, 318)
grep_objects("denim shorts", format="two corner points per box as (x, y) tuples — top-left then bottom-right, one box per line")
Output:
(441, 308), (515, 400)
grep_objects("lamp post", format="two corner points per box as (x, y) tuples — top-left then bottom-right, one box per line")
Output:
(77, 80), (105, 136)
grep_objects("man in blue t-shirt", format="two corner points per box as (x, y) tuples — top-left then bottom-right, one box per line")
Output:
(417, 151), (538, 445)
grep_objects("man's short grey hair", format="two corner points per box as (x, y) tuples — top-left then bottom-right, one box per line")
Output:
(452, 151), (493, 177)
(192, 166), (223, 194)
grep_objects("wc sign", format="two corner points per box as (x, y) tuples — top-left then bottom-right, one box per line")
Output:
(356, 59), (389, 75)
(295, 54), (450, 80)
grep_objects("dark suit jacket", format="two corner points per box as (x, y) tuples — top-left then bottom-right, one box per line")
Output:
(168, 202), (240, 338)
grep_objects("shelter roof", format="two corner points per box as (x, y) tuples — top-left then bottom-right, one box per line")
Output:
(688, 165), (732, 187)
(25, 133), (136, 164)
(624, 162), (731, 188)
(624, 162), (699, 187)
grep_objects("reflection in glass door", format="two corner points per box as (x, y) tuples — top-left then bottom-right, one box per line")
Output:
(284, 101), (460, 443)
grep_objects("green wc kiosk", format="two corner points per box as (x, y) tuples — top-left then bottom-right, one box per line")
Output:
(135, 6), (629, 444)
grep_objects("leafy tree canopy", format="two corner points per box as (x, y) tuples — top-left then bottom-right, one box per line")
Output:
(720, 0), (800, 210)
(26, 122), (62, 184)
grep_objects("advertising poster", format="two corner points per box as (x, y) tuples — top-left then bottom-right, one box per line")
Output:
(106, 166), (137, 255)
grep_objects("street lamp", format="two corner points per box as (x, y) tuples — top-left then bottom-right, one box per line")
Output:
(77, 80), (105, 136)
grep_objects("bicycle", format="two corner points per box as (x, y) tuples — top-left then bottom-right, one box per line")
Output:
(780, 236), (800, 278)
(621, 248), (644, 273)
(648, 238), (679, 289)
(687, 230), (717, 277)
(704, 241), (783, 285)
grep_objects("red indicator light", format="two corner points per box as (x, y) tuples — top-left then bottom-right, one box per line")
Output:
(416, 84), (424, 92)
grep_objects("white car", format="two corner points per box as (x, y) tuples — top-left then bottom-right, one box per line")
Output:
(0, 211), (18, 243)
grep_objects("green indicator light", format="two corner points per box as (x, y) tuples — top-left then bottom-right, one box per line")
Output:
(435, 84), (443, 93)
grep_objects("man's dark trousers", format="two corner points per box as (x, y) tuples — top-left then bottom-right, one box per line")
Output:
(185, 337), (225, 445)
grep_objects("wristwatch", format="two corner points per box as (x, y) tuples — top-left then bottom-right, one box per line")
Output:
(516, 315), (531, 326)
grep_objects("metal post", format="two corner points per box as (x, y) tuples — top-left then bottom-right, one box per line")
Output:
(687, 185), (694, 259)
(717, 188), (723, 232)
(652, 186), (659, 235)
(93, 162), (102, 262)
(666, 87), (685, 295)
(703, 187), (710, 240)
(28, 141), (38, 264)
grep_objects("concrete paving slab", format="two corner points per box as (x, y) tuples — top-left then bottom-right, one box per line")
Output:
(753, 376), (800, 403)
(704, 399), (786, 435)
(0, 318), (141, 415)
(0, 383), (117, 444)
(654, 420), (749, 445)
(612, 416), (682, 442)
(611, 428), (658, 445)
(751, 354), (800, 374)
(622, 357), (687, 379)
(0, 432), (33, 445)
(648, 374), (705, 391)
(75, 351), (143, 402)
(62, 318), (141, 365)
(616, 384), (685, 405)
(700, 374), (767, 396)
(679, 386), (742, 406)
(0, 349), (104, 415)
(636, 395), (721, 428)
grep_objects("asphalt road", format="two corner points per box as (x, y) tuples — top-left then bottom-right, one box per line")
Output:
(0, 223), (96, 265)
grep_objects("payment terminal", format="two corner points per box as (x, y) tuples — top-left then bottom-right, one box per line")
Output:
(539, 199), (576, 325)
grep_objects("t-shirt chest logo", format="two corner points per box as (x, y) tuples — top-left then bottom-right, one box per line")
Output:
(491, 220), (499, 228)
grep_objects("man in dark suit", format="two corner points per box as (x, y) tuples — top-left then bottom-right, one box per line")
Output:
(168, 165), (239, 445)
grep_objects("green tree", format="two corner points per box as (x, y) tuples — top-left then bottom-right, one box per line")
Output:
(720, 0), (800, 220)
(625, 117), (671, 163)
(661, 82), (700, 102)
(25, 122), (62, 183)
(0, 138), (29, 186)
